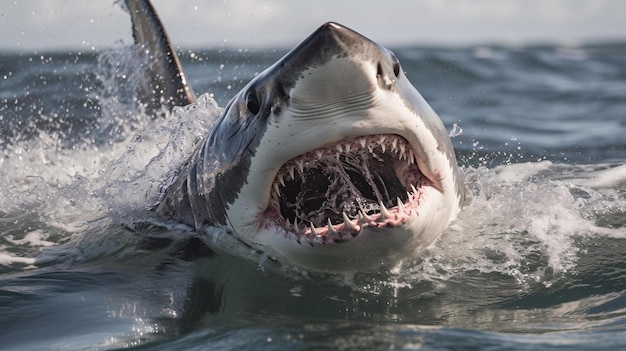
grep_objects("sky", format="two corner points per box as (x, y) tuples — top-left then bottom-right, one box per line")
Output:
(0, 0), (625, 52)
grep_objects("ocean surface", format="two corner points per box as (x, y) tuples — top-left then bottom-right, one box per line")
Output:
(1, 39), (625, 350)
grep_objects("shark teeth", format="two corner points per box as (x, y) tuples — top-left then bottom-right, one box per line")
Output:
(295, 159), (305, 174)
(396, 197), (405, 213)
(282, 183), (423, 246)
(342, 212), (358, 231)
(273, 134), (420, 188)
(378, 202), (393, 222)
(267, 134), (429, 245)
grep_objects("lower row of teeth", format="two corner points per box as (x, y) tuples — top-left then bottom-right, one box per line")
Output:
(287, 184), (421, 241)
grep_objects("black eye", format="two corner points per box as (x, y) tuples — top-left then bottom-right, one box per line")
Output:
(391, 54), (401, 77)
(246, 92), (260, 114)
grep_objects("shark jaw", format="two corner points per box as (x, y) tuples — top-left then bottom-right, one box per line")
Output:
(220, 31), (465, 272)
(266, 133), (431, 243)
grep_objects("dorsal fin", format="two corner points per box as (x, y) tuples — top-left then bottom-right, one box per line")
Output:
(124, 0), (196, 113)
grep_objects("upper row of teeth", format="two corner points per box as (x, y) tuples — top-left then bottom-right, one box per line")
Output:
(273, 135), (417, 188)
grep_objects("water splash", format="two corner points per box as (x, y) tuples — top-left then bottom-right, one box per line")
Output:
(387, 161), (626, 290)
(0, 43), (220, 269)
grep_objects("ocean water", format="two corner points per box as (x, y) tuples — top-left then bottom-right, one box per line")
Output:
(1, 40), (625, 350)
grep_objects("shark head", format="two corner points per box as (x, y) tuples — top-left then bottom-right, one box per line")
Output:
(157, 22), (466, 272)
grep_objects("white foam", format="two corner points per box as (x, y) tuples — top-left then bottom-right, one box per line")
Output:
(574, 163), (626, 189)
(395, 161), (626, 286)
(0, 67), (220, 267)
(0, 253), (36, 267)
(5, 229), (56, 247)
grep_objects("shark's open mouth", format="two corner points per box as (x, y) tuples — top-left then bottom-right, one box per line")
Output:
(265, 134), (429, 244)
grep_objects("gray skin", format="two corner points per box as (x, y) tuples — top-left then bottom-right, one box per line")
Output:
(125, 0), (467, 272)
(125, 0), (195, 112)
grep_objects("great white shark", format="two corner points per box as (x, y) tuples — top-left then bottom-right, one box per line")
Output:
(125, 0), (467, 272)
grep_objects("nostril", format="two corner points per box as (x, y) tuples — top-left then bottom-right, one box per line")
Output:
(376, 62), (384, 77)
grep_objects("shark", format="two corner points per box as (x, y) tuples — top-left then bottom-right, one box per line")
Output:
(125, 0), (467, 273)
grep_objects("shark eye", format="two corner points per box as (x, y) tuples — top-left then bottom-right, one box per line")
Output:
(391, 53), (401, 77)
(246, 92), (261, 115)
